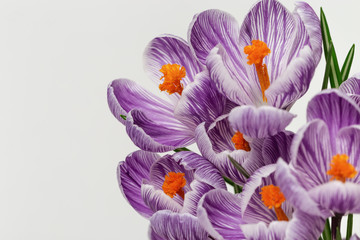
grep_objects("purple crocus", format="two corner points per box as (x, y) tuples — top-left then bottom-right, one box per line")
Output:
(275, 90), (360, 220)
(189, 0), (321, 138)
(339, 73), (360, 105)
(195, 112), (294, 185)
(198, 164), (325, 240)
(107, 35), (228, 152)
(117, 150), (226, 218)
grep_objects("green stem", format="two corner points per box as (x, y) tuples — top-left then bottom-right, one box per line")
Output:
(331, 213), (343, 240)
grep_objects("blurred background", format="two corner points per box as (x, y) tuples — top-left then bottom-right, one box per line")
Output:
(0, 0), (359, 239)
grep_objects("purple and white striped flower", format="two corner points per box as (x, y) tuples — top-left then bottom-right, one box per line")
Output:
(198, 164), (325, 240)
(117, 150), (226, 218)
(275, 90), (360, 218)
(108, 35), (228, 152)
(189, 0), (321, 138)
(339, 73), (360, 106)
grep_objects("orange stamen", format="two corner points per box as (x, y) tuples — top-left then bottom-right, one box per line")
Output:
(327, 154), (357, 183)
(244, 40), (271, 102)
(260, 184), (289, 221)
(231, 131), (251, 151)
(159, 64), (186, 95)
(162, 172), (186, 199)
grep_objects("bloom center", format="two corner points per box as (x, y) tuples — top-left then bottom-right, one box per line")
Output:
(327, 154), (357, 183)
(159, 64), (186, 95)
(260, 184), (288, 221)
(244, 40), (271, 102)
(162, 172), (186, 199)
(231, 131), (251, 151)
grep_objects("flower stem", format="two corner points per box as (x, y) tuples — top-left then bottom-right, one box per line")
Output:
(331, 213), (343, 240)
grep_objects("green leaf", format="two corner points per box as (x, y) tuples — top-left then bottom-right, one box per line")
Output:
(223, 176), (235, 186)
(228, 155), (250, 179)
(346, 214), (353, 240)
(322, 219), (331, 240)
(173, 147), (190, 152)
(120, 114), (127, 120)
(234, 184), (242, 194)
(320, 8), (342, 88)
(341, 44), (355, 82)
(322, 41), (334, 90)
(336, 227), (341, 240)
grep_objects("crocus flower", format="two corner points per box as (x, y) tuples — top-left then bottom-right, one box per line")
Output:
(189, 0), (321, 138)
(339, 73), (360, 105)
(198, 164), (325, 240)
(107, 35), (228, 152)
(195, 112), (294, 185)
(275, 90), (360, 219)
(117, 150), (226, 218)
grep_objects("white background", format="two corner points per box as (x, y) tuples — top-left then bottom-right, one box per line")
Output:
(1, 0), (360, 239)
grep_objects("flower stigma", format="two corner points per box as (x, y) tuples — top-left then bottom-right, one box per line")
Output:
(260, 184), (289, 221)
(231, 131), (251, 151)
(244, 40), (271, 102)
(327, 154), (357, 183)
(159, 64), (186, 95)
(162, 172), (186, 199)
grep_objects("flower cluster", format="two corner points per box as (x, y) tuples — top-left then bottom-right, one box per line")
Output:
(107, 0), (360, 239)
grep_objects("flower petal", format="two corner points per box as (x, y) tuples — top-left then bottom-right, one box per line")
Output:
(309, 181), (360, 214)
(149, 210), (209, 240)
(229, 105), (295, 138)
(174, 70), (227, 131)
(197, 189), (245, 240)
(339, 74), (360, 95)
(126, 109), (194, 152)
(117, 151), (160, 218)
(285, 210), (325, 240)
(141, 183), (182, 213)
(307, 90), (360, 143)
(261, 131), (294, 164)
(107, 78), (175, 123)
(173, 151), (226, 189)
(275, 159), (330, 218)
(188, 9), (241, 66)
(143, 35), (203, 103)
(241, 221), (288, 240)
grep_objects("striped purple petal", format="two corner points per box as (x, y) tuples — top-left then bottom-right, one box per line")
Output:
(229, 105), (295, 138)
(198, 189), (245, 240)
(126, 109), (194, 152)
(188, 9), (241, 66)
(143, 35), (203, 103)
(149, 210), (209, 240)
(174, 70), (227, 131)
(339, 74), (360, 95)
(117, 151), (160, 218)
(240, 221), (288, 240)
(307, 90), (360, 148)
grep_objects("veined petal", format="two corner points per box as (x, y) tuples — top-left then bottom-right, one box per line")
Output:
(350, 234), (360, 240)
(275, 159), (330, 218)
(240, 164), (278, 224)
(307, 90), (360, 145)
(229, 105), (295, 138)
(174, 70), (227, 131)
(149, 210), (209, 240)
(262, 131), (293, 164)
(126, 109), (194, 152)
(141, 183), (182, 213)
(336, 125), (360, 183)
(290, 120), (332, 188)
(339, 74), (360, 95)
(173, 151), (226, 189)
(285, 210), (325, 240)
(241, 221), (287, 240)
(143, 35), (203, 103)
(197, 189), (245, 240)
(309, 181), (360, 214)
(107, 78), (175, 123)
(117, 151), (160, 218)
(188, 9), (241, 66)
